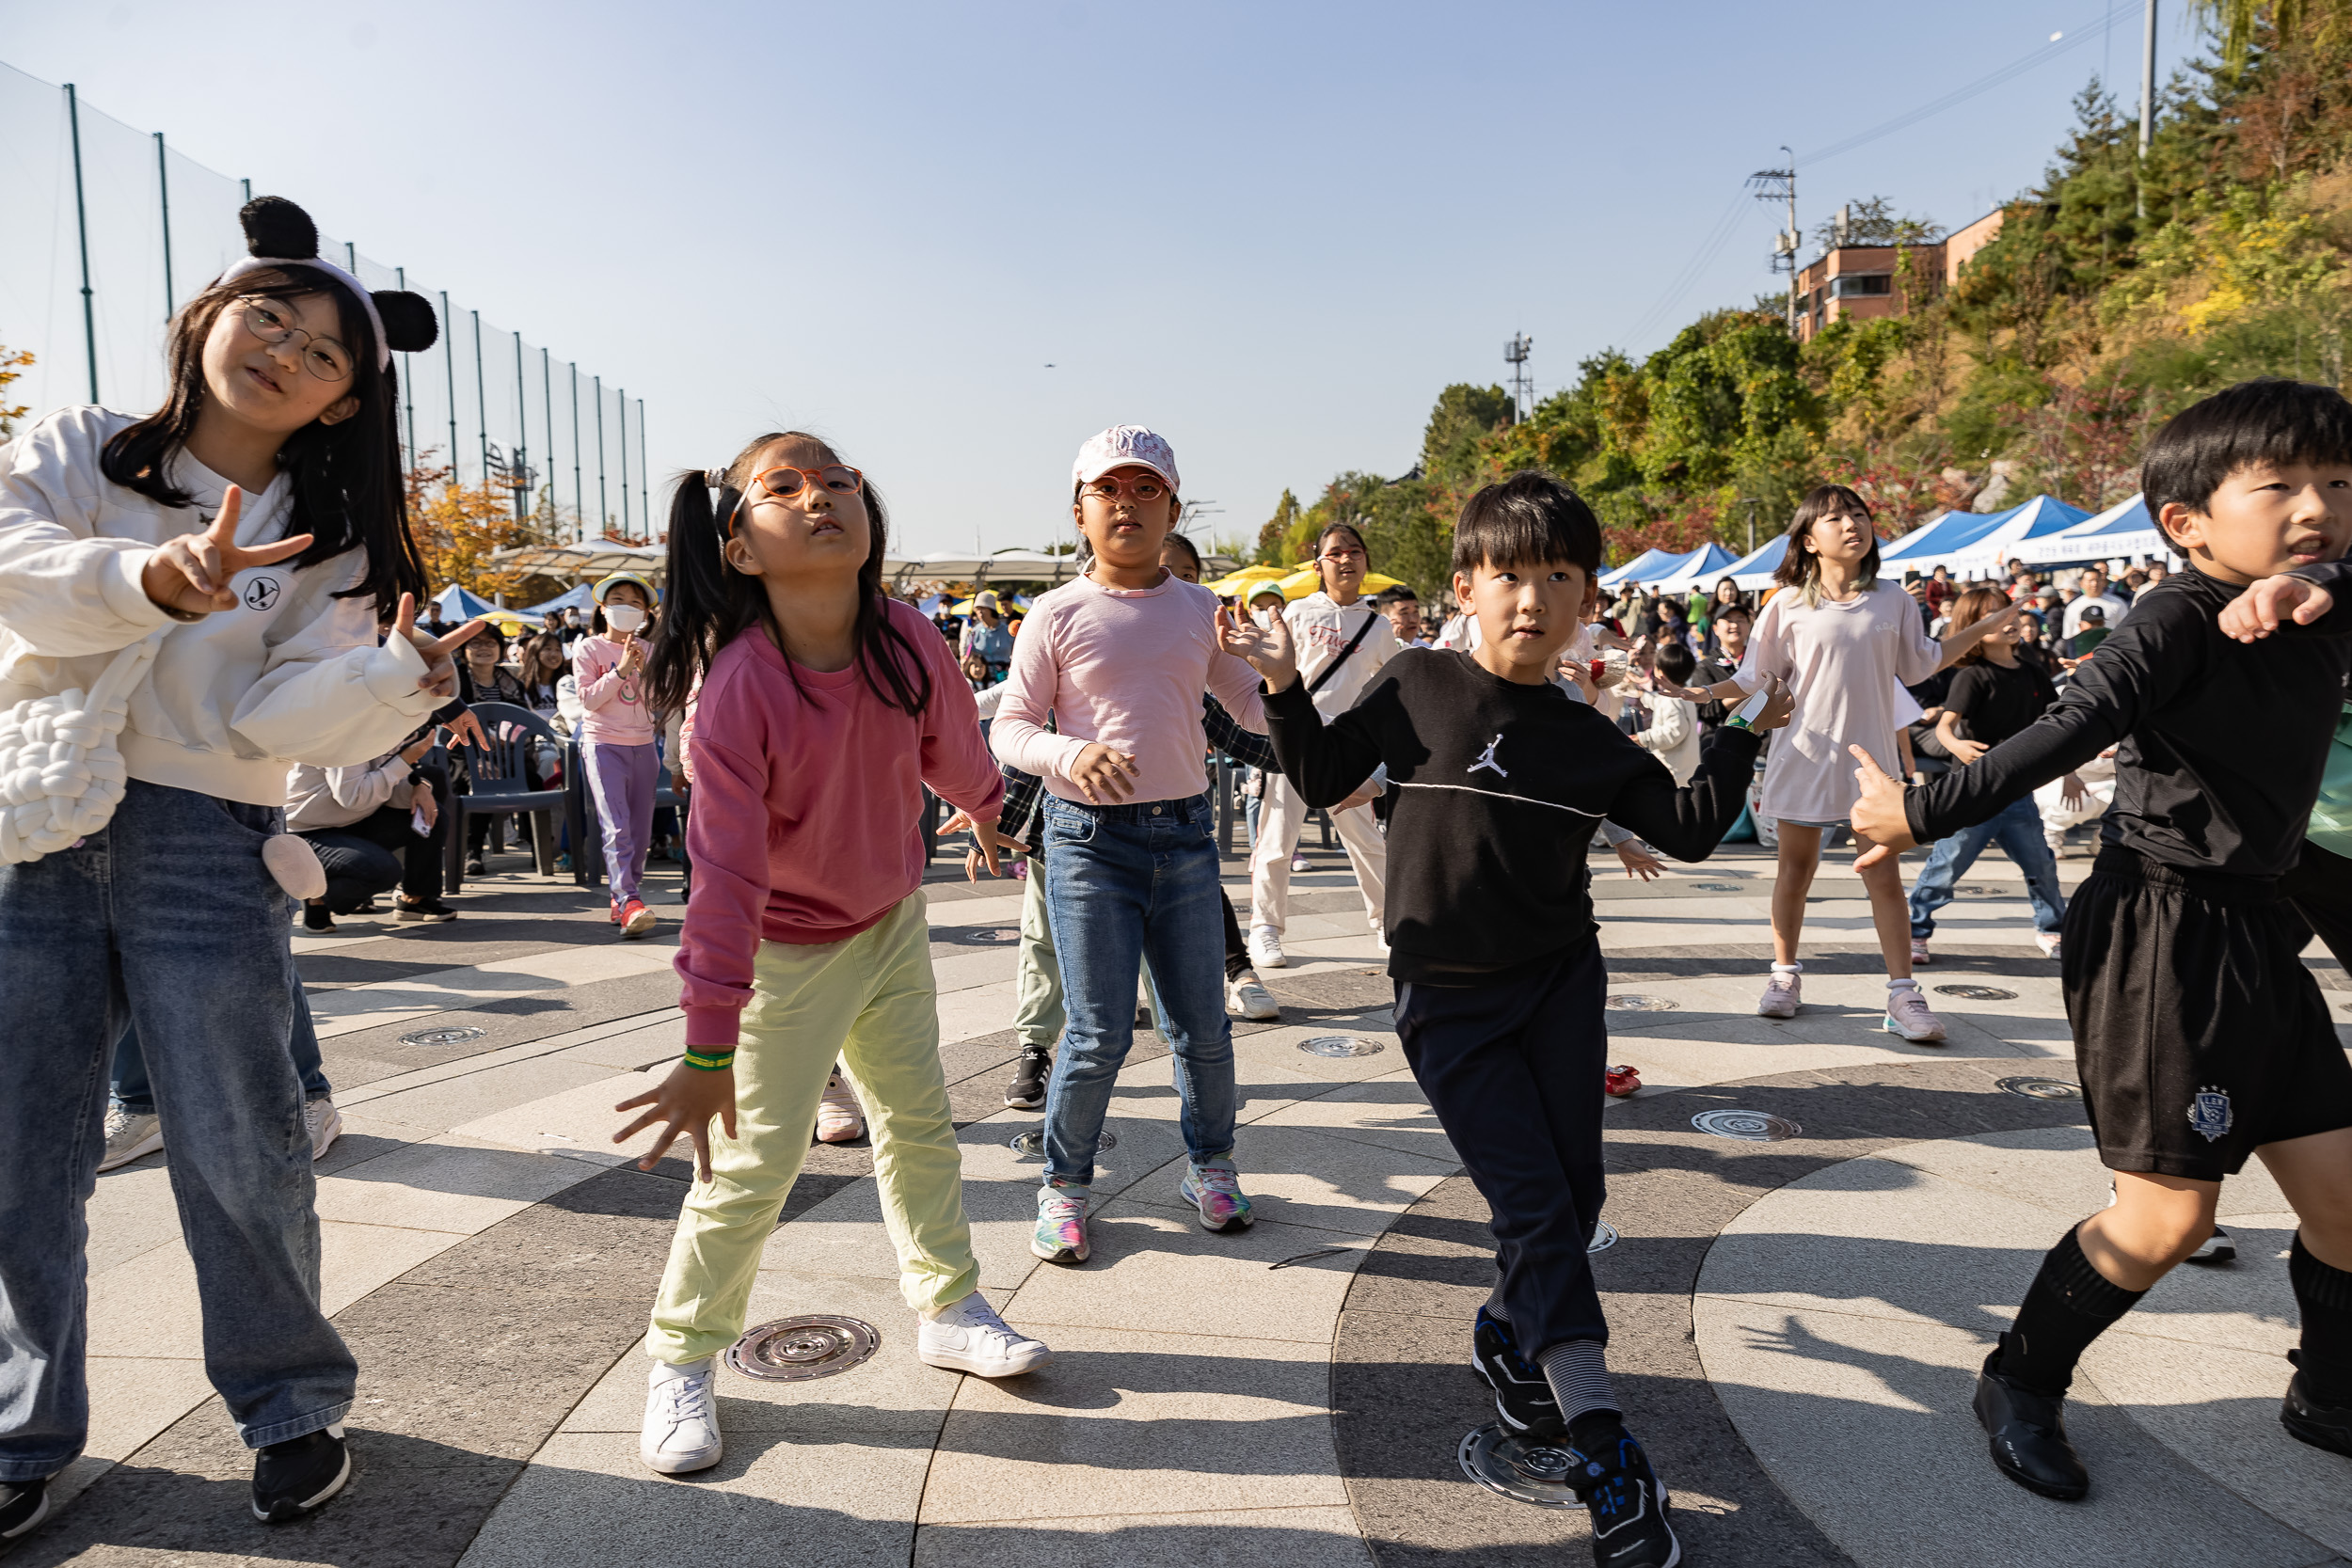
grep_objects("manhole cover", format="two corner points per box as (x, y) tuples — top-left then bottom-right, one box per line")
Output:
(1692, 882), (1741, 893)
(1958, 886), (2007, 896)
(1007, 1129), (1116, 1157)
(946, 927), (1023, 943)
(1587, 1220), (1618, 1254)
(400, 1024), (485, 1048)
(724, 1315), (880, 1382)
(1692, 1109), (1801, 1142)
(1459, 1423), (1585, 1509)
(1997, 1076), (2083, 1101)
(1934, 984), (2017, 1001)
(1299, 1035), (1385, 1058)
(1605, 994), (1677, 1012)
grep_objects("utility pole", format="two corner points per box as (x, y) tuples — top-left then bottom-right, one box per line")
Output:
(1503, 332), (1533, 421)
(2137, 0), (2158, 221)
(1740, 497), (1761, 557)
(1751, 148), (1799, 338)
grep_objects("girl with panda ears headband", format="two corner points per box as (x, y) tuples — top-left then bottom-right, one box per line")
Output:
(0, 195), (478, 1529)
(614, 434), (1041, 1478)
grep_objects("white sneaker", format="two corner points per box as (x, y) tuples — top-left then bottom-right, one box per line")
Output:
(99, 1107), (163, 1172)
(1248, 926), (1288, 970)
(304, 1096), (343, 1162)
(641, 1358), (723, 1474)
(917, 1291), (1052, 1378)
(816, 1070), (866, 1144)
(1883, 985), (1948, 1043)
(1756, 968), (1802, 1020)
(1227, 972), (1280, 1022)
(2034, 931), (2063, 958)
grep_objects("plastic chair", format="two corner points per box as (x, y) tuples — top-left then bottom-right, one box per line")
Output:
(575, 745), (690, 892)
(444, 702), (568, 892)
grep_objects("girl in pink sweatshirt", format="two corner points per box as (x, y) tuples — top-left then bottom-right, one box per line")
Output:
(612, 432), (1048, 1481)
(574, 571), (663, 935)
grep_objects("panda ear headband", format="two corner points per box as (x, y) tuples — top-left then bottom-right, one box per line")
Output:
(216, 196), (437, 370)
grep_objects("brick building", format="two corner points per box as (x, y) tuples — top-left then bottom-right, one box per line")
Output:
(1793, 207), (2005, 343)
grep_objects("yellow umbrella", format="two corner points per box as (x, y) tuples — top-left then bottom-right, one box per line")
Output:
(1203, 563), (1290, 596)
(1273, 567), (1405, 600)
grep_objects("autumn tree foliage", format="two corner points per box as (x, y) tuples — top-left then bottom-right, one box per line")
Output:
(405, 452), (565, 601)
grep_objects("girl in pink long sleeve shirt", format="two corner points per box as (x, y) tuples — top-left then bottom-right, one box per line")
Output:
(612, 433), (1047, 1480)
(574, 573), (663, 932)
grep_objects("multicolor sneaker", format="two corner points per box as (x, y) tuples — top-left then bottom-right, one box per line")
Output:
(1032, 1180), (1090, 1264)
(1178, 1155), (1254, 1232)
(1883, 985), (1948, 1044)
(1565, 1422), (1680, 1567)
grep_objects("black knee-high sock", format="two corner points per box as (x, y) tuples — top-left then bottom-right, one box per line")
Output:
(1997, 1225), (2147, 1396)
(2291, 1233), (2352, 1407)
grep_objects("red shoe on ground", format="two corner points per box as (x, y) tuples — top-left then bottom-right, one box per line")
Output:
(618, 897), (656, 937)
(1604, 1065), (1643, 1098)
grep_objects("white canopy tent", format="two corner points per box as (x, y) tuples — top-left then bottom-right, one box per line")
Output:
(2016, 494), (2180, 566)
(1649, 542), (1740, 595)
(1597, 547), (1681, 591)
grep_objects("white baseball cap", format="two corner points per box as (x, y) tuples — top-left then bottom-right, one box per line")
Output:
(1073, 424), (1180, 493)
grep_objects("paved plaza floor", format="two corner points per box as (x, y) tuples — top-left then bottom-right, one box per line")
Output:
(19, 830), (2352, 1566)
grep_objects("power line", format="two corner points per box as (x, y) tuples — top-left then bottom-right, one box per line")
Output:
(1621, 188), (1753, 350)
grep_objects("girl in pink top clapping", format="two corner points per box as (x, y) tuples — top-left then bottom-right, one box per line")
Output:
(574, 571), (663, 935)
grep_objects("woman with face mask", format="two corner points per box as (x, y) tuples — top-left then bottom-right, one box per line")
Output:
(577, 573), (664, 935)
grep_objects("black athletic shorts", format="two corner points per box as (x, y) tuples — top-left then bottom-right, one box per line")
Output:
(2064, 846), (2352, 1180)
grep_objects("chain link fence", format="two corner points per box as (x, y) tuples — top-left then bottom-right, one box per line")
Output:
(0, 60), (649, 543)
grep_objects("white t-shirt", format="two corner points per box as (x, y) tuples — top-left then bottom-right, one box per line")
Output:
(1285, 591), (1400, 718)
(1733, 580), (1942, 822)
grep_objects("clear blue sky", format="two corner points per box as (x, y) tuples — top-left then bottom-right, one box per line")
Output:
(1, 0), (2205, 558)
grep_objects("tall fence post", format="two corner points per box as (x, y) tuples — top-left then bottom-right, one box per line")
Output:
(472, 310), (488, 483)
(397, 266), (416, 472)
(638, 398), (649, 531)
(595, 374), (607, 538)
(513, 332), (528, 525)
(542, 347), (555, 531)
(66, 85), (98, 403)
(571, 364), (584, 543)
(154, 132), (174, 320)
(441, 291), (459, 483)
(618, 390), (631, 541)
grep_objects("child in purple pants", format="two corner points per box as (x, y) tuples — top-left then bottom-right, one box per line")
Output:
(576, 572), (663, 937)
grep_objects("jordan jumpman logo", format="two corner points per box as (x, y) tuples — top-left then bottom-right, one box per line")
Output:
(1468, 733), (1508, 778)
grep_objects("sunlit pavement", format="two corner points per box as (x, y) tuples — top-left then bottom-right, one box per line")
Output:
(20, 832), (2351, 1567)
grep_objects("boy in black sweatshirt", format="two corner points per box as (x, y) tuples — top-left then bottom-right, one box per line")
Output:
(1218, 471), (1790, 1568)
(1850, 378), (2352, 1501)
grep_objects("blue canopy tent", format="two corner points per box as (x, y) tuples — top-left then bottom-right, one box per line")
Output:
(1932, 495), (2093, 578)
(2017, 494), (2174, 565)
(515, 582), (596, 618)
(1650, 542), (1740, 594)
(431, 584), (499, 622)
(1598, 547), (1680, 590)
(1878, 506), (2024, 572)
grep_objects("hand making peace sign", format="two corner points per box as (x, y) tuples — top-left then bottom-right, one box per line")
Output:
(140, 484), (313, 616)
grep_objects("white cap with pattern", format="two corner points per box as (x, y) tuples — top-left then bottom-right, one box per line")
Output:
(1072, 424), (1180, 493)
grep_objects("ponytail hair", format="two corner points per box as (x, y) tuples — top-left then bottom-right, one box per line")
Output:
(644, 432), (931, 720)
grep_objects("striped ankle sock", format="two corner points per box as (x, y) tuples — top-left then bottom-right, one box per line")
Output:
(1538, 1338), (1618, 1427)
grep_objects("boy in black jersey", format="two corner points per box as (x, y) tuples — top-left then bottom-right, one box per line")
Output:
(1851, 379), (2352, 1500)
(1218, 471), (1790, 1568)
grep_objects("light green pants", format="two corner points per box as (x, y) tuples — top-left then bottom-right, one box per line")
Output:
(1013, 858), (1064, 1050)
(645, 893), (978, 1364)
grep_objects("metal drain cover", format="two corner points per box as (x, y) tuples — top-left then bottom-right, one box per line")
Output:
(1692, 881), (1741, 893)
(1958, 885), (2007, 896)
(1692, 1108), (1801, 1142)
(1459, 1422), (1586, 1509)
(1587, 1220), (1618, 1254)
(400, 1024), (485, 1048)
(1007, 1129), (1115, 1157)
(724, 1315), (880, 1382)
(1934, 984), (2018, 1001)
(1605, 994), (1677, 1012)
(1997, 1076), (2083, 1101)
(1299, 1035), (1385, 1058)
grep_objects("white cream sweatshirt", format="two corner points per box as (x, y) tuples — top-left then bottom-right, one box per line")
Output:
(0, 406), (444, 805)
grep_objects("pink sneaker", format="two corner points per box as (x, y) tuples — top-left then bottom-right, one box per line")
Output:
(1883, 986), (1948, 1043)
(1911, 938), (1931, 965)
(815, 1071), (865, 1143)
(1757, 968), (1802, 1019)
(1178, 1157), (1254, 1233)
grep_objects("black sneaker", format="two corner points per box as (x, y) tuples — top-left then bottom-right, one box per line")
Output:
(1973, 1338), (2089, 1499)
(251, 1424), (351, 1522)
(1, 1476), (50, 1542)
(302, 904), (336, 933)
(464, 856), (485, 877)
(2282, 1351), (2352, 1457)
(1005, 1047), (1052, 1111)
(2184, 1226), (2235, 1266)
(1470, 1307), (1563, 1437)
(394, 896), (458, 924)
(1564, 1420), (1679, 1568)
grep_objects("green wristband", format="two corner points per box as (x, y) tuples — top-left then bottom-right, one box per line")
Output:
(682, 1049), (736, 1072)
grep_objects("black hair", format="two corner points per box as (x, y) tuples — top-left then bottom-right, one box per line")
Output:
(1775, 483), (1880, 607)
(646, 432), (931, 719)
(99, 198), (437, 618)
(2144, 378), (2352, 528)
(1160, 532), (1204, 575)
(1384, 584), (1419, 602)
(1450, 469), (1603, 578)
(590, 579), (657, 637)
(1653, 641), (1697, 685)
(1713, 598), (1754, 623)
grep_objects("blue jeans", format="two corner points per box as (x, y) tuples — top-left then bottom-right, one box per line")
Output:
(1039, 791), (1236, 1189)
(1909, 795), (2068, 939)
(113, 982), (328, 1117)
(0, 781), (356, 1478)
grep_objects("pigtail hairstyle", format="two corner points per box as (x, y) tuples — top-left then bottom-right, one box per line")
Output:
(646, 432), (931, 720)
(99, 198), (436, 618)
